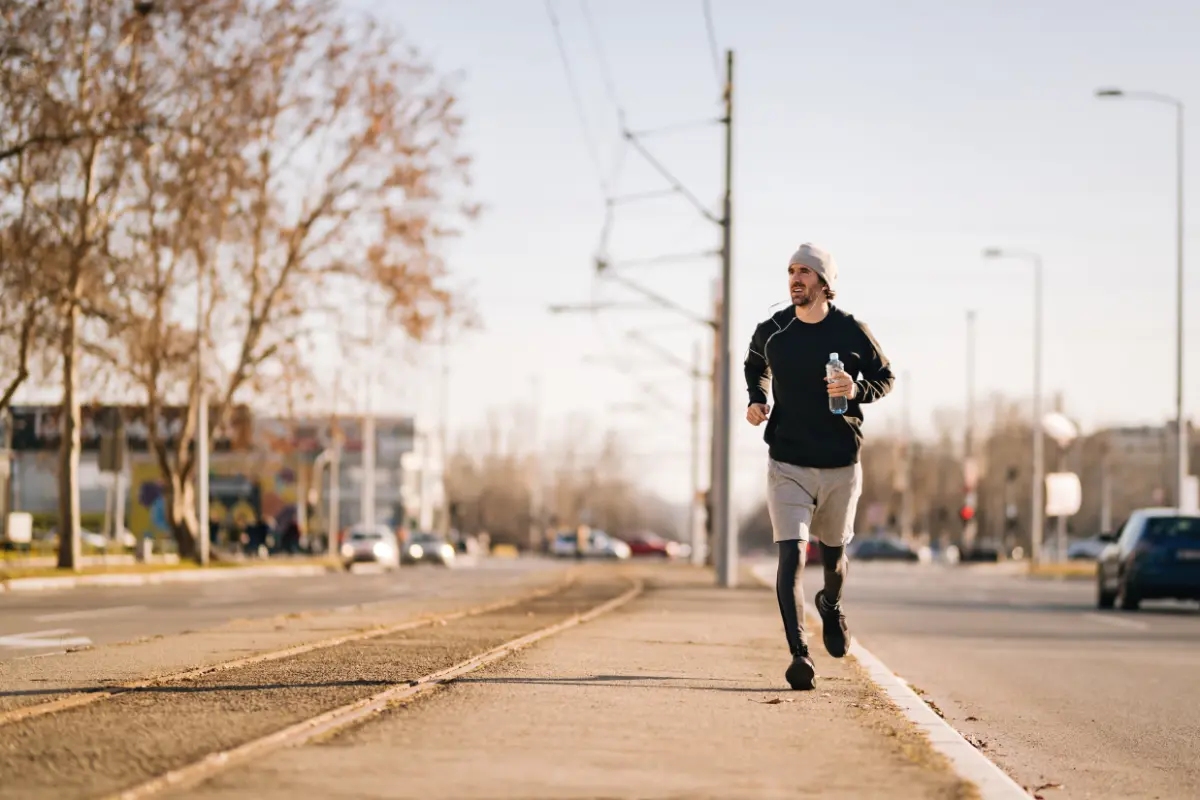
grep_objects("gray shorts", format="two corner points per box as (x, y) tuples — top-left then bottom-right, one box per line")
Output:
(766, 458), (862, 547)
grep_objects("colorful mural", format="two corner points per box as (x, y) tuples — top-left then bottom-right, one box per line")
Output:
(128, 455), (308, 539)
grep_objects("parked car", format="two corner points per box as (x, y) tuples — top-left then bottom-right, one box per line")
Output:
(1097, 508), (1200, 610)
(339, 524), (400, 571)
(550, 529), (631, 560)
(959, 541), (1003, 563)
(402, 531), (457, 566)
(626, 533), (682, 559)
(1068, 534), (1111, 561)
(848, 536), (920, 562)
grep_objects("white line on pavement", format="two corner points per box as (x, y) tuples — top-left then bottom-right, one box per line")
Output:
(0, 629), (93, 649)
(751, 562), (1029, 800)
(1082, 612), (1148, 630)
(34, 605), (147, 623)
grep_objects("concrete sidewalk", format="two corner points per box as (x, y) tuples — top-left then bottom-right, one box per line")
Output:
(183, 565), (980, 799)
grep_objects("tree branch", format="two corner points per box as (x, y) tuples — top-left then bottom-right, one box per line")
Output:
(0, 119), (180, 164)
(0, 308), (35, 413)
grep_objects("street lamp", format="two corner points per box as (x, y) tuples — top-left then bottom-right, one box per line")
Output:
(1095, 87), (1188, 511)
(982, 247), (1045, 564)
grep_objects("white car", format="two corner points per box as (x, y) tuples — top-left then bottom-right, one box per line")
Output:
(551, 529), (631, 560)
(340, 524), (401, 570)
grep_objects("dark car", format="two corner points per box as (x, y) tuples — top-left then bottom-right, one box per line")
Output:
(1097, 508), (1200, 610)
(401, 532), (457, 566)
(849, 537), (920, 562)
(959, 540), (1003, 562)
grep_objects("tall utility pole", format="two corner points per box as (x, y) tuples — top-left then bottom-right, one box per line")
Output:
(529, 374), (544, 551)
(619, 330), (710, 565)
(962, 310), (977, 549)
(1095, 89), (1188, 512)
(689, 341), (705, 566)
(982, 248), (1044, 564)
(438, 322), (451, 536)
(196, 263), (210, 566)
(547, 45), (735, 583)
(361, 298), (376, 531)
(713, 49), (736, 588)
(329, 372), (343, 548)
(900, 371), (913, 539)
(707, 280), (721, 570)
(362, 385), (375, 531)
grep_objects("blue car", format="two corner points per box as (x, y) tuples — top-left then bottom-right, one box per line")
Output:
(1097, 508), (1200, 610)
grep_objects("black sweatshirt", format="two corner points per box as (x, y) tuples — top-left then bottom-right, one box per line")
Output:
(744, 305), (894, 469)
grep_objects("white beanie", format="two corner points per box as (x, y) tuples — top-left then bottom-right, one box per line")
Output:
(788, 243), (838, 294)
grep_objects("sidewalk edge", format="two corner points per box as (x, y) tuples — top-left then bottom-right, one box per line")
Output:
(749, 563), (1029, 800)
(0, 564), (333, 593)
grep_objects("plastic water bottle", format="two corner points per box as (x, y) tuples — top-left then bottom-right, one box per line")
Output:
(827, 352), (848, 415)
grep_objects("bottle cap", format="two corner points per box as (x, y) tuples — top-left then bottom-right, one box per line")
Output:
(829, 352), (838, 360)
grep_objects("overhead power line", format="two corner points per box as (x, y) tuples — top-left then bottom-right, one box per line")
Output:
(544, 0), (609, 197)
(580, 0), (627, 129)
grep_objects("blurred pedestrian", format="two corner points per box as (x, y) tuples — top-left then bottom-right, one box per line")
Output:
(744, 243), (895, 690)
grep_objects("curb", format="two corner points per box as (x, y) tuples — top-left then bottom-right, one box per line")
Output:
(0, 564), (334, 593)
(750, 563), (1029, 799)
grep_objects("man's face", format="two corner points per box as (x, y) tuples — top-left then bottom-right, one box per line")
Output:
(788, 263), (823, 307)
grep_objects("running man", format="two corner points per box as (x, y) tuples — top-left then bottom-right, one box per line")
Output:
(744, 243), (895, 690)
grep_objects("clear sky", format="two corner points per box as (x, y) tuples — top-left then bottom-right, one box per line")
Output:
(339, 0), (1200, 514)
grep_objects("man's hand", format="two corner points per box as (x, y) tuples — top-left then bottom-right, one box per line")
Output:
(746, 403), (770, 426)
(826, 370), (857, 400)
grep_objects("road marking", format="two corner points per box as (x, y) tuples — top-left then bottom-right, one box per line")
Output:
(1083, 612), (1148, 630)
(107, 578), (643, 800)
(0, 629), (93, 649)
(752, 563), (1028, 800)
(34, 605), (147, 623)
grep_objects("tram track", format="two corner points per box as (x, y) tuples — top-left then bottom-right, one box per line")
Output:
(0, 573), (642, 800)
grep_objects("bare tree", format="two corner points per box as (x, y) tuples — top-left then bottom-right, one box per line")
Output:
(1, 0), (158, 568)
(0, 211), (53, 414)
(89, 0), (477, 558)
(2, 0), (474, 562)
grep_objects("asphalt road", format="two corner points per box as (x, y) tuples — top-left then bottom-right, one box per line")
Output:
(0, 557), (560, 661)
(811, 561), (1200, 800)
